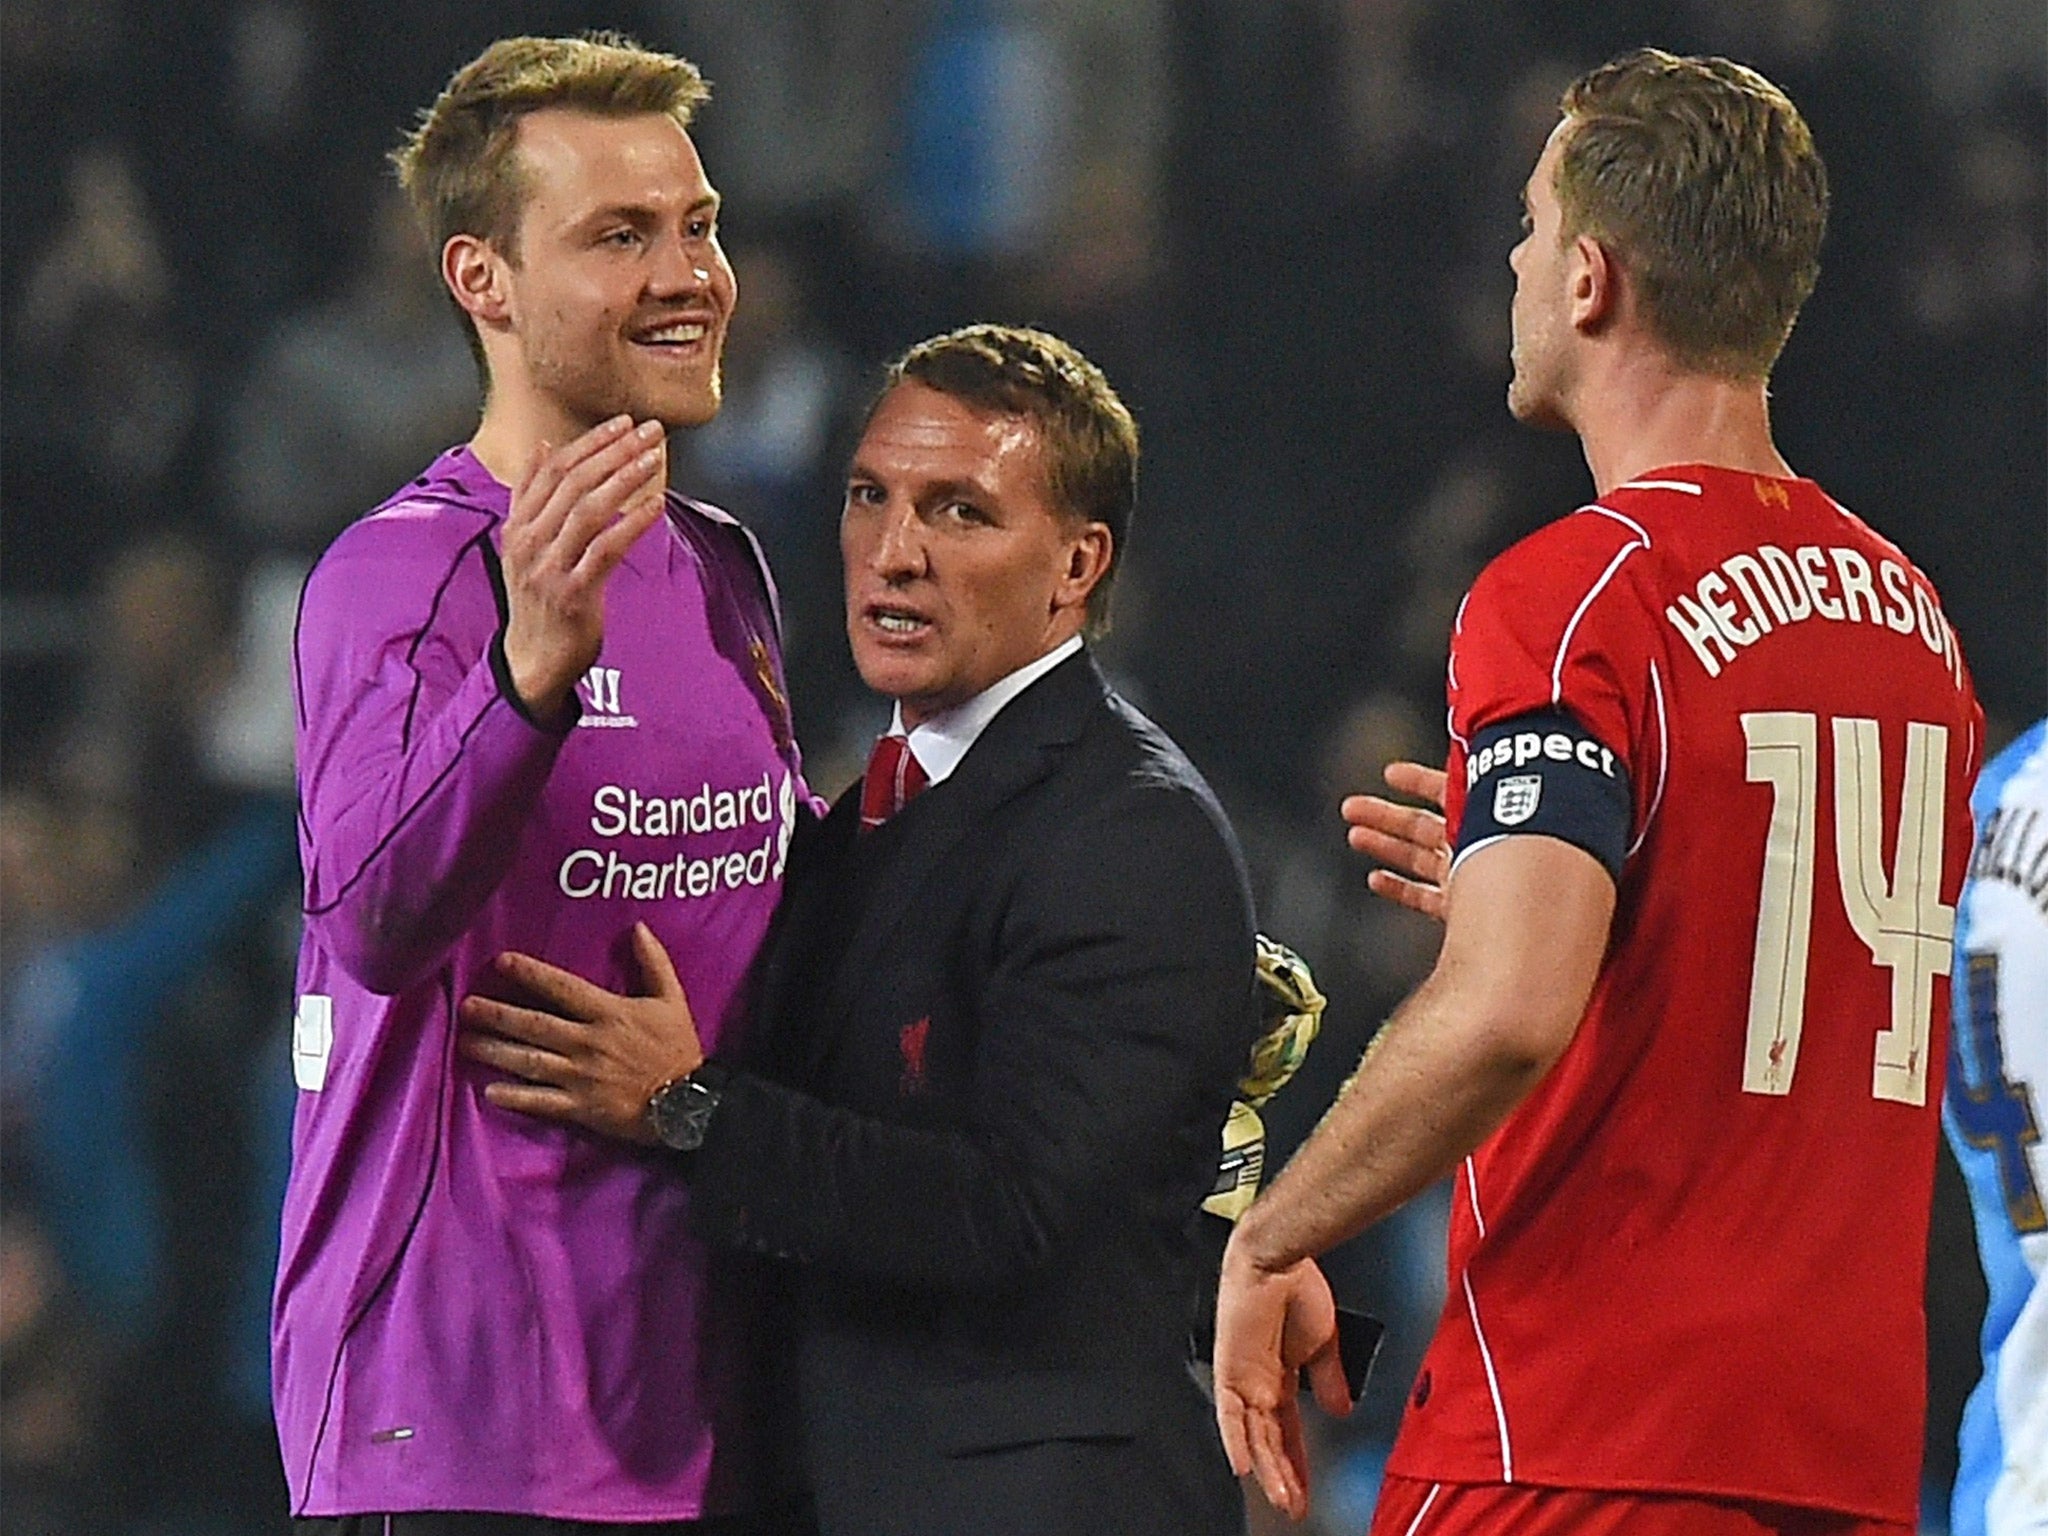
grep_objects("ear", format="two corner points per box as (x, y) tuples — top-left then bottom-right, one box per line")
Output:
(1053, 523), (1115, 615)
(1567, 234), (1616, 334)
(444, 233), (513, 331)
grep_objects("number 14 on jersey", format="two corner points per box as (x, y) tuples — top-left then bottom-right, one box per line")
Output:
(1741, 712), (1954, 1106)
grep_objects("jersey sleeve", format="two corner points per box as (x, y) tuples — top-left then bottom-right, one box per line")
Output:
(1445, 512), (1660, 870)
(293, 508), (569, 994)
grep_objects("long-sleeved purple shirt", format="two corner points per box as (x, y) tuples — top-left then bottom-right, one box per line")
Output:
(274, 446), (805, 1519)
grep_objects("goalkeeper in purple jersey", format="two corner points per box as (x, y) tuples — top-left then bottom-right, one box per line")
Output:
(274, 35), (811, 1534)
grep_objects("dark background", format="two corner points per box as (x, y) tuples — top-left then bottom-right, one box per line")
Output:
(2, 3), (2040, 1531)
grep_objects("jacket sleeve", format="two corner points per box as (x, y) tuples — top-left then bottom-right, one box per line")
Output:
(293, 512), (569, 994)
(686, 782), (1259, 1293)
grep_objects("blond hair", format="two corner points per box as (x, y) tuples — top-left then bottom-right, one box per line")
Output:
(1555, 48), (1828, 378)
(391, 33), (709, 372)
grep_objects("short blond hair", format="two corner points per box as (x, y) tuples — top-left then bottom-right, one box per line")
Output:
(392, 33), (709, 370)
(1555, 49), (1828, 378)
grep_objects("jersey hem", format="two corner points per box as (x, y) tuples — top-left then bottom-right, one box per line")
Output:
(1380, 1458), (1915, 1526)
(289, 1496), (736, 1522)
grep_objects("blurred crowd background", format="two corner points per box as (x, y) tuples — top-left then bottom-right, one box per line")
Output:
(1, 2), (2041, 1532)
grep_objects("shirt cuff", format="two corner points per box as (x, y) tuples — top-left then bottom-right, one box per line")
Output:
(489, 631), (576, 735)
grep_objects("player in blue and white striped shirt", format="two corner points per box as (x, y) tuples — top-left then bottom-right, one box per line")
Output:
(1946, 718), (2048, 1535)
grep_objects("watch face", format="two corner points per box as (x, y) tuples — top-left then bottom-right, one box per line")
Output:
(650, 1076), (717, 1151)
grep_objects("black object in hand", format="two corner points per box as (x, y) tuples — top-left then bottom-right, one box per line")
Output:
(1302, 1305), (1384, 1407)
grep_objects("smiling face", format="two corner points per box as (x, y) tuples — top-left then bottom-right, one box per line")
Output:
(1507, 120), (1577, 430)
(491, 108), (735, 437)
(842, 381), (1111, 726)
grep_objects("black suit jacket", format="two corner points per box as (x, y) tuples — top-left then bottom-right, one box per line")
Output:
(688, 652), (1259, 1536)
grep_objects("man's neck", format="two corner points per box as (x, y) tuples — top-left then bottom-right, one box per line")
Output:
(891, 634), (1084, 787)
(1570, 350), (1795, 495)
(468, 387), (611, 488)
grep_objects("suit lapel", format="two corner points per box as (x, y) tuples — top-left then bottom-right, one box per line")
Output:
(749, 793), (861, 1078)
(829, 652), (1107, 1015)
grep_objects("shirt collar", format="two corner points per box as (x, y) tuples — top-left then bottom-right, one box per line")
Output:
(889, 635), (1084, 787)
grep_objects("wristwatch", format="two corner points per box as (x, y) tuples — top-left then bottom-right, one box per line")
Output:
(645, 1062), (729, 1152)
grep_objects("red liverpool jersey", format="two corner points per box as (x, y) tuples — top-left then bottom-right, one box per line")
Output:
(1384, 465), (1983, 1520)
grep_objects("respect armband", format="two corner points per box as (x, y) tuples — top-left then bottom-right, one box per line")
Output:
(1455, 710), (1633, 880)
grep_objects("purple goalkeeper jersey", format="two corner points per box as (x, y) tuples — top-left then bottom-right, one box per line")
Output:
(275, 446), (807, 1519)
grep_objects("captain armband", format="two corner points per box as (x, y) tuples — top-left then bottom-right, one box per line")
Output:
(1455, 711), (1633, 881)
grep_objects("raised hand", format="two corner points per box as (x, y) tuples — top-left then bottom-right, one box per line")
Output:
(1341, 760), (1451, 922)
(500, 416), (670, 726)
(458, 923), (704, 1144)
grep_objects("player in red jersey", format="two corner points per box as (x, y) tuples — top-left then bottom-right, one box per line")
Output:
(1212, 48), (1984, 1535)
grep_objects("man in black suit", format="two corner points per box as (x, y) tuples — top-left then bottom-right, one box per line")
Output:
(461, 324), (1260, 1536)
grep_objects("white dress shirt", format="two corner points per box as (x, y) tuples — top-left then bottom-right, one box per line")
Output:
(889, 635), (1084, 787)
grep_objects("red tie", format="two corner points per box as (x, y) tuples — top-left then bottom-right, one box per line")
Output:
(860, 732), (929, 831)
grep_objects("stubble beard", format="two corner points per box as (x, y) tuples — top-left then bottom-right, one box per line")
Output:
(1505, 340), (1572, 433)
(527, 329), (724, 433)
(1506, 367), (1546, 427)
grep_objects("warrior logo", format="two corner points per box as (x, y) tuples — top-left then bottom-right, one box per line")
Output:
(578, 665), (638, 728)
(1494, 774), (1543, 826)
